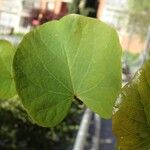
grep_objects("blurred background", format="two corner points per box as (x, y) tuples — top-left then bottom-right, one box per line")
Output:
(0, 0), (150, 150)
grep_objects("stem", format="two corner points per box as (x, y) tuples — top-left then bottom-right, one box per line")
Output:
(74, 95), (83, 105)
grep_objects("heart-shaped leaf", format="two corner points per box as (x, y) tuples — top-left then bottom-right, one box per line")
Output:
(13, 14), (122, 127)
(0, 40), (16, 99)
(113, 60), (150, 149)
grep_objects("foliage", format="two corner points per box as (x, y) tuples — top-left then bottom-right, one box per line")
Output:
(0, 98), (83, 150)
(128, 0), (150, 38)
(0, 40), (16, 99)
(68, 0), (80, 14)
(68, 0), (98, 17)
(13, 14), (122, 127)
(128, 0), (150, 13)
(112, 59), (150, 149)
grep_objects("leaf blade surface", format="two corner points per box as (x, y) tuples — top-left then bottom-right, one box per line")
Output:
(0, 40), (16, 99)
(113, 60), (150, 150)
(13, 14), (122, 127)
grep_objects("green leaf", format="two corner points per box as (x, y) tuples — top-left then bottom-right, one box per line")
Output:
(112, 60), (150, 149)
(0, 40), (16, 99)
(13, 14), (122, 127)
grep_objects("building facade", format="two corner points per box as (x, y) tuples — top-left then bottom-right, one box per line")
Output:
(101, 0), (128, 32)
(0, 0), (22, 32)
(0, 0), (72, 33)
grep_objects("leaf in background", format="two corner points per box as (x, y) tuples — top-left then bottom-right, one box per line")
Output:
(113, 60), (150, 150)
(0, 40), (16, 99)
(13, 14), (122, 127)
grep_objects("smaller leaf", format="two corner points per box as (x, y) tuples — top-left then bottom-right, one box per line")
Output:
(112, 60), (150, 150)
(0, 40), (16, 99)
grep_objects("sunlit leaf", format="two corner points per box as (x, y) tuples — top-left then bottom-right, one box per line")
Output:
(13, 14), (122, 127)
(113, 60), (150, 149)
(0, 40), (16, 99)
